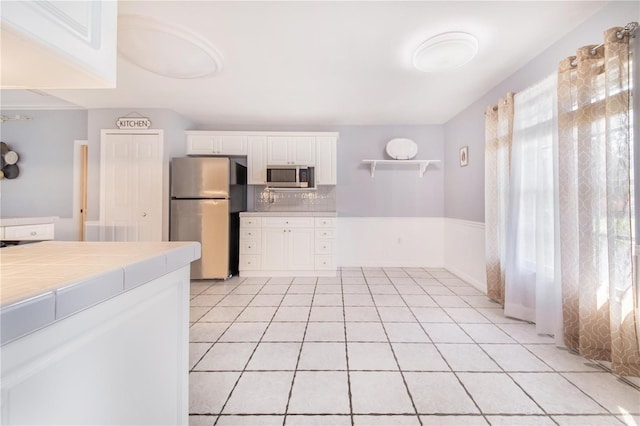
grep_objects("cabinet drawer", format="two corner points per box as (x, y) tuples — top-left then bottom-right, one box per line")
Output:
(315, 228), (335, 239)
(315, 238), (334, 254)
(240, 239), (260, 254)
(263, 217), (314, 228)
(240, 255), (261, 270)
(315, 217), (336, 228)
(315, 255), (336, 270)
(3, 224), (54, 241)
(241, 217), (262, 228)
(241, 229), (261, 239)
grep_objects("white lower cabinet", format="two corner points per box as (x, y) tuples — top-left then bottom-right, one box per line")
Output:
(239, 218), (262, 270)
(261, 217), (314, 271)
(239, 215), (336, 277)
(2, 223), (55, 241)
(314, 217), (336, 270)
(261, 226), (314, 271)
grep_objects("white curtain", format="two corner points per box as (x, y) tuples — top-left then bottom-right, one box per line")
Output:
(504, 74), (560, 337)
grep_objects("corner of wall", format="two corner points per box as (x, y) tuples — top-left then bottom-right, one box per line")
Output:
(443, 217), (487, 293)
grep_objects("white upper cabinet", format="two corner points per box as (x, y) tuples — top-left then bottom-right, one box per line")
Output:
(185, 131), (338, 186)
(315, 136), (337, 185)
(1, 0), (117, 88)
(186, 132), (248, 156)
(247, 136), (267, 185)
(267, 137), (315, 165)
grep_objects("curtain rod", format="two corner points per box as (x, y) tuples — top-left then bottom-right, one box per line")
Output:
(569, 21), (637, 67)
(589, 21), (638, 56)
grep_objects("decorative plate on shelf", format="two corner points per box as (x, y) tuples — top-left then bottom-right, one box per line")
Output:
(386, 138), (418, 160)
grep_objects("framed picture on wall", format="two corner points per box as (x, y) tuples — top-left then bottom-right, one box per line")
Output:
(460, 146), (469, 167)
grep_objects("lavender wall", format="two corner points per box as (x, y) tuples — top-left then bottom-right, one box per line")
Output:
(335, 125), (444, 217)
(0, 109), (87, 218)
(444, 0), (639, 222)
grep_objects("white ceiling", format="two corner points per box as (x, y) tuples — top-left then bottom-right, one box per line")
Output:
(5, 1), (608, 127)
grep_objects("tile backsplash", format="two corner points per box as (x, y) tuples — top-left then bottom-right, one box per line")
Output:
(253, 186), (336, 212)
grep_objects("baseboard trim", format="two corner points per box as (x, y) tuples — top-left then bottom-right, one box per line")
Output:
(446, 265), (486, 293)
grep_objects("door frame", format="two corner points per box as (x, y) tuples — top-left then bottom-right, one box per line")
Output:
(72, 140), (89, 241)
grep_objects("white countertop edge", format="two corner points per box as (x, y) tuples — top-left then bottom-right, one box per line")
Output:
(0, 216), (59, 227)
(240, 211), (337, 217)
(0, 242), (201, 346)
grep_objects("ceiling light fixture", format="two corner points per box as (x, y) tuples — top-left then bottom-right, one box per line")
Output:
(413, 32), (478, 73)
(118, 15), (224, 79)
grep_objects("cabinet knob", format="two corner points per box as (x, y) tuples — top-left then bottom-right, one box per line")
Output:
(248, 245), (252, 249)
(30, 231), (37, 236)
(323, 245), (327, 249)
(248, 232), (252, 236)
(142, 212), (147, 217)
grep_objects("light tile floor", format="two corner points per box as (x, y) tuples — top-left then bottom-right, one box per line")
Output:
(188, 268), (640, 426)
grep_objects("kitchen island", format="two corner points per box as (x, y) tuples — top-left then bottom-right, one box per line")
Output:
(0, 241), (201, 425)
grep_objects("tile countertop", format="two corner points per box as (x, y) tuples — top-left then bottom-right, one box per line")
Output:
(0, 216), (58, 226)
(0, 241), (201, 345)
(240, 211), (337, 217)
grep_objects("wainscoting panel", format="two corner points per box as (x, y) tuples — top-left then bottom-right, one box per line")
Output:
(443, 218), (487, 293)
(336, 217), (445, 268)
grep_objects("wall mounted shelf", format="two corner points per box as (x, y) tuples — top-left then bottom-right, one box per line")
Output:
(361, 160), (441, 177)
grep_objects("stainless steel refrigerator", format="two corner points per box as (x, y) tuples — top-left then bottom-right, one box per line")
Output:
(170, 157), (246, 279)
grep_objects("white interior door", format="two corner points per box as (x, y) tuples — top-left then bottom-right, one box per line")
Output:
(101, 131), (163, 241)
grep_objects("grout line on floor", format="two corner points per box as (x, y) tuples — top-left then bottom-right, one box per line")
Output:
(365, 269), (422, 424)
(283, 277), (318, 424)
(213, 277), (295, 423)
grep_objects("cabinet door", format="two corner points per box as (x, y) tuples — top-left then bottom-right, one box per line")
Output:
(290, 137), (316, 165)
(288, 228), (315, 270)
(217, 135), (248, 156)
(315, 136), (337, 185)
(267, 136), (316, 165)
(261, 227), (288, 270)
(186, 135), (215, 154)
(266, 137), (290, 164)
(248, 136), (267, 184)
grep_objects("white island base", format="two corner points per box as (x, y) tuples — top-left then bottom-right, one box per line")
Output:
(0, 242), (199, 425)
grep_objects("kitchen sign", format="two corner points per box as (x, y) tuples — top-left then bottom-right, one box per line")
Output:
(116, 116), (151, 129)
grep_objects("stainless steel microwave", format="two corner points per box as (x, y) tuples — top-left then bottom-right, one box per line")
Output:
(266, 165), (314, 188)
